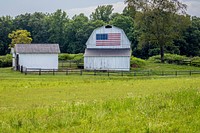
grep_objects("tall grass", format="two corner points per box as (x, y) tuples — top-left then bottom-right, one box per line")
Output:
(1, 89), (200, 132)
(1, 68), (200, 132)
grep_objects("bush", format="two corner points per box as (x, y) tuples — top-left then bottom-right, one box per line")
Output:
(73, 53), (84, 61)
(0, 54), (12, 67)
(130, 57), (146, 68)
(191, 57), (200, 67)
(149, 54), (188, 64)
(59, 54), (83, 61)
(148, 55), (161, 63)
(59, 54), (84, 68)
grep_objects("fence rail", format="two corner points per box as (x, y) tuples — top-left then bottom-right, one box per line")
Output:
(20, 67), (200, 77)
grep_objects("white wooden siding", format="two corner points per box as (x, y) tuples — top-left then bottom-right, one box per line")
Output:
(84, 57), (130, 71)
(18, 54), (58, 69)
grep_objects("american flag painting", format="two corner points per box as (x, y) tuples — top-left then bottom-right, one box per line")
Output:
(96, 33), (121, 46)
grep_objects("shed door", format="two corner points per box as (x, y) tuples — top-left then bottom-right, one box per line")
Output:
(16, 54), (19, 70)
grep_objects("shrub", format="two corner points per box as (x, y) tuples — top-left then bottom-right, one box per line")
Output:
(58, 54), (76, 60)
(191, 57), (200, 67)
(0, 54), (12, 67)
(130, 57), (146, 68)
(73, 53), (84, 61)
(58, 54), (69, 60)
(149, 54), (188, 64)
(148, 55), (161, 63)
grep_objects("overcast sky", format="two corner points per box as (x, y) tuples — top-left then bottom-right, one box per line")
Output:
(0, 0), (199, 18)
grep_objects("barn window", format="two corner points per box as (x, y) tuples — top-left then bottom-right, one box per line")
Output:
(96, 34), (108, 40)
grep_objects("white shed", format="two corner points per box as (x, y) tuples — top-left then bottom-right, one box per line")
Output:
(12, 44), (60, 70)
(84, 25), (131, 71)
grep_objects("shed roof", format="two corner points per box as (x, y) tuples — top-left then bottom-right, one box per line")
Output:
(14, 44), (60, 54)
(84, 49), (131, 57)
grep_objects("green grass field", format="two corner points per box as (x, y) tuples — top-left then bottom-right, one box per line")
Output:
(1, 65), (200, 132)
(133, 61), (200, 71)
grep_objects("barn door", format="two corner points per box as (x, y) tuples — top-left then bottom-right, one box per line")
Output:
(16, 54), (19, 70)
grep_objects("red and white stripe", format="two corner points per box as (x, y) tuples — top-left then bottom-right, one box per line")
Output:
(96, 33), (121, 46)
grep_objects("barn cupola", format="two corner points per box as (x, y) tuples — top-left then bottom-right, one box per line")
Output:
(105, 25), (112, 28)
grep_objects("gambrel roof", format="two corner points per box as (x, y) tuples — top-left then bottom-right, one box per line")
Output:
(14, 44), (60, 54)
(86, 25), (131, 49)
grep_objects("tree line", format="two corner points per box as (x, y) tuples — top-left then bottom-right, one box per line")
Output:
(0, 1), (200, 60)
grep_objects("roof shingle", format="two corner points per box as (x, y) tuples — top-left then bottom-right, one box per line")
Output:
(14, 44), (60, 54)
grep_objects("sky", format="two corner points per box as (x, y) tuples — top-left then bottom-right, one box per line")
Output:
(0, 0), (199, 18)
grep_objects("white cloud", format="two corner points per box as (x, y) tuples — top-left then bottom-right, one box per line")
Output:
(180, 0), (200, 17)
(66, 1), (200, 18)
(66, 2), (126, 18)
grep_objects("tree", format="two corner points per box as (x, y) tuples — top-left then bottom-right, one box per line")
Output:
(125, 0), (189, 62)
(8, 30), (32, 48)
(66, 13), (106, 54)
(122, 6), (136, 18)
(28, 12), (49, 43)
(175, 16), (200, 56)
(0, 16), (14, 55)
(13, 13), (31, 31)
(66, 13), (90, 53)
(90, 5), (114, 23)
(47, 9), (69, 52)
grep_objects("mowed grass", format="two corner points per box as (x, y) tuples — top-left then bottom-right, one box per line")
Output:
(0, 68), (200, 132)
(133, 61), (200, 71)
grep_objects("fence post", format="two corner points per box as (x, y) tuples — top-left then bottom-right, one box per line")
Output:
(39, 69), (41, 75)
(162, 71), (164, 76)
(66, 69), (68, 75)
(53, 69), (55, 75)
(80, 69), (82, 75)
(190, 70), (192, 76)
(21, 66), (23, 73)
(134, 70), (136, 76)
(121, 71), (123, 76)
(94, 69), (96, 76)
(24, 68), (27, 75)
(175, 71), (178, 76)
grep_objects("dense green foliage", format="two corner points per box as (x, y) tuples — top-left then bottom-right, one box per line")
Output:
(130, 56), (146, 68)
(0, 4), (200, 59)
(125, 0), (190, 62)
(0, 54), (12, 67)
(149, 54), (188, 64)
(174, 17), (200, 57)
(59, 53), (83, 61)
(8, 29), (32, 48)
(0, 68), (200, 132)
(149, 54), (200, 67)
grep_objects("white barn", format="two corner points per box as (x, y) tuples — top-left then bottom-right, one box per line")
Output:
(84, 25), (131, 71)
(12, 44), (60, 70)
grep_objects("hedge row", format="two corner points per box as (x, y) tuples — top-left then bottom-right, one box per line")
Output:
(59, 53), (83, 61)
(149, 54), (200, 66)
